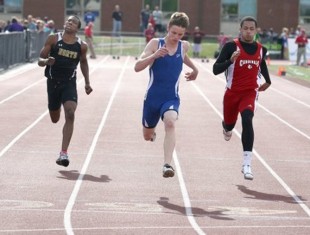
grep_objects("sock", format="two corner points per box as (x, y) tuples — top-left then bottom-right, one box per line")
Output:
(243, 151), (252, 166)
(60, 150), (67, 155)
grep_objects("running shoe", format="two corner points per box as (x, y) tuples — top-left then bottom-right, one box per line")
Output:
(56, 152), (70, 167)
(222, 121), (232, 141)
(241, 165), (254, 180)
(163, 164), (175, 178)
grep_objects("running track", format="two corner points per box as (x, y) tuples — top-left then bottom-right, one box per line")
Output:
(0, 56), (309, 235)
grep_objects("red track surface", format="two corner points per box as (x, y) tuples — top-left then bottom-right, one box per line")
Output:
(0, 56), (309, 235)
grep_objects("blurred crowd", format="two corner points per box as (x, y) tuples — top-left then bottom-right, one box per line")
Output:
(0, 15), (57, 34)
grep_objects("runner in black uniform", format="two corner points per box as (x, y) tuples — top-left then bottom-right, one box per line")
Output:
(38, 15), (93, 167)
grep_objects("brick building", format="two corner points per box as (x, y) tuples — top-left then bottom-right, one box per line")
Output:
(5, 0), (309, 36)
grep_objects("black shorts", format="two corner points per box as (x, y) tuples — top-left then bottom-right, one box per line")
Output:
(47, 79), (78, 111)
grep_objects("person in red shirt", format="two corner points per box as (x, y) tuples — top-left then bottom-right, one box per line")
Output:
(295, 29), (308, 66)
(213, 16), (271, 180)
(84, 21), (96, 59)
(144, 22), (155, 43)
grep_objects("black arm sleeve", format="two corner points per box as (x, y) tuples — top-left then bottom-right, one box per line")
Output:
(213, 41), (236, 75)
(260, 47), (271, 84)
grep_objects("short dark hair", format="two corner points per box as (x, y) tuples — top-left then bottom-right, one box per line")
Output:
(240, 16), (257, 28)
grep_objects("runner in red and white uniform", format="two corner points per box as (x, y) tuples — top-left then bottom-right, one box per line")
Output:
(213, 16), (271, 180)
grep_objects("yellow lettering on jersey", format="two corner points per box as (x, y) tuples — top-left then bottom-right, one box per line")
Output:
(58, 48), (78, 59)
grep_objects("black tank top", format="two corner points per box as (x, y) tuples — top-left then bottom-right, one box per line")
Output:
(45, 32), (82, 80)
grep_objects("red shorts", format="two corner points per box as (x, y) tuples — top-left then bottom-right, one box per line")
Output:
(223, 89), (258, 125)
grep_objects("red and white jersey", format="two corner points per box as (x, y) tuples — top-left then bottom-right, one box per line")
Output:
(226, 39), (262, 92)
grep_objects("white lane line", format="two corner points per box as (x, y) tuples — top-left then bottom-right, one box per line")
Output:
(64, 56), (130, 235)
(0, 56), (109, 160)
(0, 79), (44, 105)
(173, 150), (206, 235)
(191, 64), (310, 217)
(269, 87), (310, 109)
(0, 110), (49, 159)
(256, 103), (310, 140)
(0, 63), (38, 82)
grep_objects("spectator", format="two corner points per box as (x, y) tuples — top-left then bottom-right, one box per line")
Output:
(148, 13), (155, 28)
(0, 20), (5, 33)
(22, 19), (29, 30)
(84, 11), (96, 25)
(44, 20), (56, 34)
(254, 27), (261, 42)
(84, 21), (96, 59)
(36, 20), (45, 34)
(112, 4), (122, 37)
(152, 5), (163, 33)
(217, 32), (229, 50)
(279, 27), (289, 60)
(8, 17), (24, 32)
(27, 15), (37, 31)
(295, 25), (301, 36)
(144, 22), (155, 43)
(295, 29), (308, 66)
(3, 20), (11, 32)
(192, 26), (205, 58)
(140, 4), (150, 32)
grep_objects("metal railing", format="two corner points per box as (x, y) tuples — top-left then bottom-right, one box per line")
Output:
(0, 30), (49, 72)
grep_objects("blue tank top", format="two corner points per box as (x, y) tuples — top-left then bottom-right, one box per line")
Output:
(146, 38), (183, 102)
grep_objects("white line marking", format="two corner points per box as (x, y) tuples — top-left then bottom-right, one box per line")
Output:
(269, 87), (310, 109)
(0, 79), (44, 105)
(0, 63), (38, 82)
(173, 150), (206, 235)
(192, 63), (310, 217)
(0, 110), (49, 159)
(64, 56), (130, 235)
(256, 103), (310, 140)
(2, 225), (310, 233)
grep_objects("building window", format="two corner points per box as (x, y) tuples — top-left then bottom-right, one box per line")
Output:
(221, 0), (256, 22)
(300, 0), (310, 24)
(221, 0), (238, 22)
(2, 0), (22, 13)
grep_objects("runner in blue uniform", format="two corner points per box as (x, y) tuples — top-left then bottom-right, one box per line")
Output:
(38, 15), (93, 167)
(134, 12), (198, 178)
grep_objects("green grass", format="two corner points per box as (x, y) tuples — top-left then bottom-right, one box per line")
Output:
(268, 64), (310, 82)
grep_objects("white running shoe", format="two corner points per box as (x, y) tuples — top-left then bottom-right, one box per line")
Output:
(163, 164), (175, 178)
(222, 121), (232, 141)
(56, 152), (70, 167)
(241, 165), (254, 180)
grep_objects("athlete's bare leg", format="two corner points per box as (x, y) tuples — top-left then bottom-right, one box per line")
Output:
(163, 110), (178, 165)
(61, 101), (77, 151)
